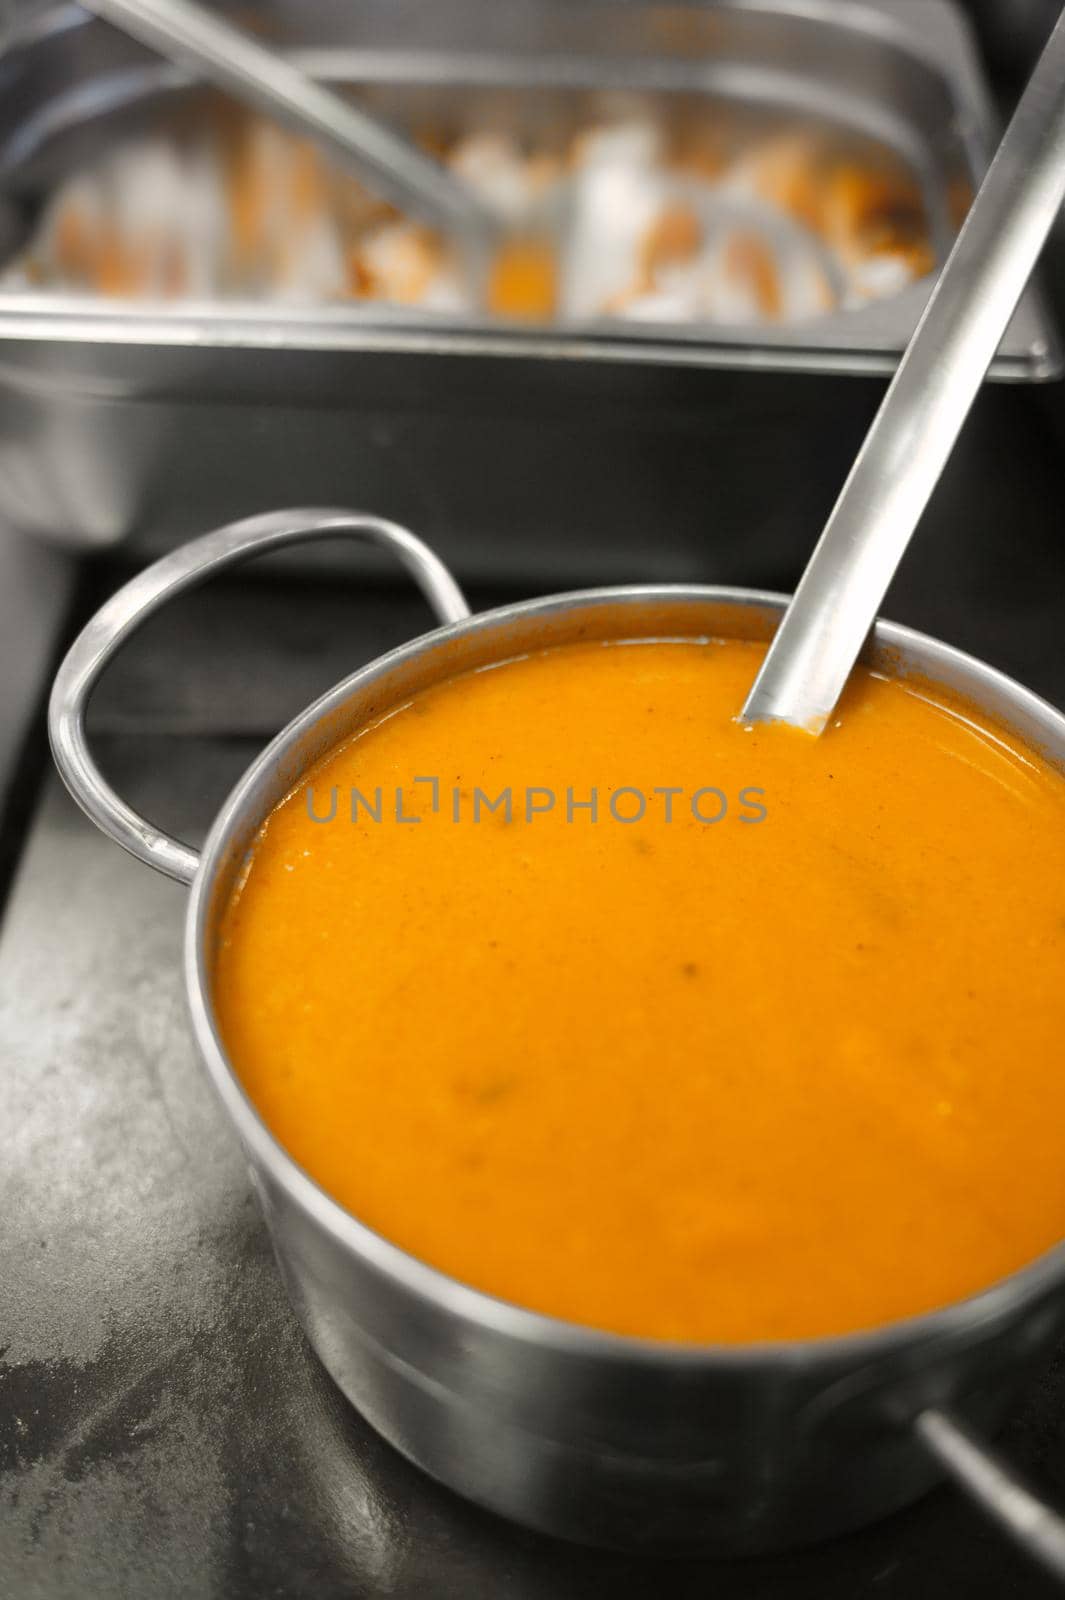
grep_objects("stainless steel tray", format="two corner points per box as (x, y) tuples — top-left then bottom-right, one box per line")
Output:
(0, 0), (1057, 569)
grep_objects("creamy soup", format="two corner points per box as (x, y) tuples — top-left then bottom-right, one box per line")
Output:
(214, 638), (1065, 1343)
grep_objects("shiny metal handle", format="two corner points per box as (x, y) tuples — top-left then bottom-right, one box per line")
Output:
(48, 508), (469, 887)
(742, 6), (1065, 731)
(917, 1407), (1065, 1582)
(80, 0), (494, 243)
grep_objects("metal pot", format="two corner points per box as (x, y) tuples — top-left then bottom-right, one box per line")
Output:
(48, 509), (1065, 1570)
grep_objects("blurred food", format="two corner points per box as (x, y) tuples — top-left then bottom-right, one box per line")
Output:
(1, 102), (936, 325)
(487, 234), (559, 320)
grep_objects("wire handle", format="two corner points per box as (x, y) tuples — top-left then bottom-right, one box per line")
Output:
(48, 508), (469, 885)
(917, 1406), (1065, 1582)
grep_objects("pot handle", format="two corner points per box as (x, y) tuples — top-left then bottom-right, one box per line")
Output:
(48, 508), (469, 887)
(916, 1406), (1065, 1580)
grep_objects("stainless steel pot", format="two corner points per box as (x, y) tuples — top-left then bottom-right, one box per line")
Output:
(48, 509), (1065, 1571)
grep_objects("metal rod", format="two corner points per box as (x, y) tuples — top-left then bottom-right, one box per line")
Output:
(917, 1407), (1065, 1582)
(81, 0), (495, 244)
(741, 7), (1065, 732)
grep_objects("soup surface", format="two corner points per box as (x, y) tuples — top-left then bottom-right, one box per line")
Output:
(214, 637), (1065, 1343)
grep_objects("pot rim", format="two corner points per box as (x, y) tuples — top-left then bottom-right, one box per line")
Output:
(185, 582), (1065, 1370)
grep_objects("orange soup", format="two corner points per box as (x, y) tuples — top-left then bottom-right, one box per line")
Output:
(214, 638), (1065, 1343)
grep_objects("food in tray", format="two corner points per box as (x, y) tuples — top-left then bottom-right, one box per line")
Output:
(2, 100), (938, 325)
(214, 635), (1065, 1344)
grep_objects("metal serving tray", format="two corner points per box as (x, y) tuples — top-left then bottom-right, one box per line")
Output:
(0, 0), (1057, 573)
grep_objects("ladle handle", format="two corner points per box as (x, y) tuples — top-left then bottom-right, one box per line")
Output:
(917, 1406), (1065, 1582)
(80, 0), (494, 241)
(742, 7), (1065, 732)
(48, 509), (468, 886)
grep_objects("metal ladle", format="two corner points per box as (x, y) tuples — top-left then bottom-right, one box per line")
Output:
(741, 6), (1065, 733)
(79, 0), (498, 253)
